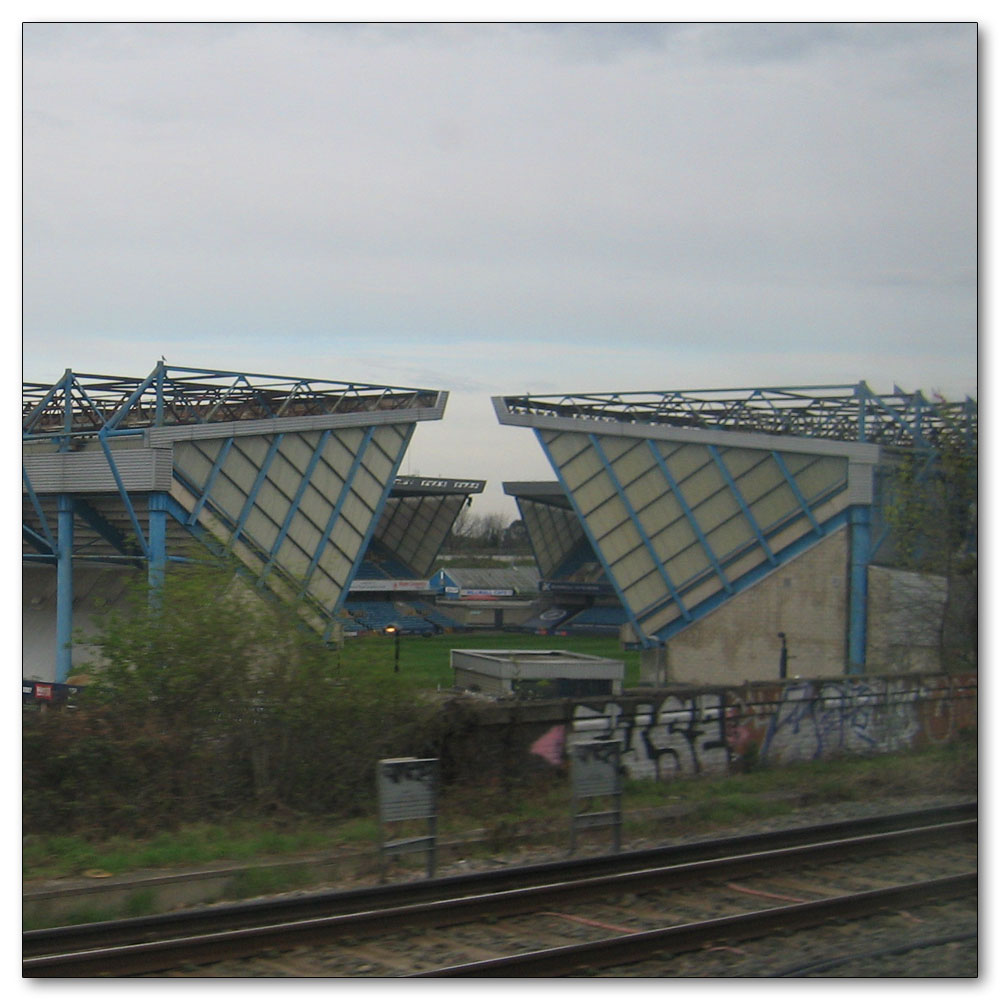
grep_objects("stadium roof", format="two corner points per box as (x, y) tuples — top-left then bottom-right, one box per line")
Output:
(494, 382), (976, 452)
(24, 363), (446, 441)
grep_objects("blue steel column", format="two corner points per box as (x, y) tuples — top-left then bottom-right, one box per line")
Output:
(55, 369), (75, 682)
(847, 505), (871, 674)
(148, 493), (169, 595)
(55, 494), (74, 683)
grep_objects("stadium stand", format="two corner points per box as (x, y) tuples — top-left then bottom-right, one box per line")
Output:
(562, 605), (629, 634)
(410, 600), (464, 632)
(343, 600), (437, 635)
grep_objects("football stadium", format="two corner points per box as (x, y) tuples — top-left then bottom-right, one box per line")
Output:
(23, 365), (976, 690)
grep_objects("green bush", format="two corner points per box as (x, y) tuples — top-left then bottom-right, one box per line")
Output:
(23, 563), (440, 837)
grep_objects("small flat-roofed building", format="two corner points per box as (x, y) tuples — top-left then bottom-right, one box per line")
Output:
(451, 648), (624, 698)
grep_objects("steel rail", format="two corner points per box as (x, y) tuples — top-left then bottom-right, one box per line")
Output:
(410, 873), (977, 977)
(23, 814), (976, 978)
(24, 802), (974, 957)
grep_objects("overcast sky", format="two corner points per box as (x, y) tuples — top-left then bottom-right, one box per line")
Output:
(21, 21), (978, 520)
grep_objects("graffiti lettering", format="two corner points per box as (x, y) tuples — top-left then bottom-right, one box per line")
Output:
(557, 674), (975, 780)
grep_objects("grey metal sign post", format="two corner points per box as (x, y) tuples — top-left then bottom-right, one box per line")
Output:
(377, 757), (439, 880)
(570, 740), (623, 854)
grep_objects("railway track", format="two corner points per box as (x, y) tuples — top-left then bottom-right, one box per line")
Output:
(23, 802), (977, 977)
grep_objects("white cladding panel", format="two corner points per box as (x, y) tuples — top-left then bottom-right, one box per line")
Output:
(170, 422), (414, 619)
(536, 424), (855, 642)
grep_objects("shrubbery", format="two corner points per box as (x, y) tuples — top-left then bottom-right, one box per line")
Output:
(23, 564), (441, 837)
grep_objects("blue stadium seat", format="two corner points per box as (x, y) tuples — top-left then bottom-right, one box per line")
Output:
(563, 605), (628, 633)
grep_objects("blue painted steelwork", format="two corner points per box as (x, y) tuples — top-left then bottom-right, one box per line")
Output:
(186, 436), (236, 526)
(770, 451), (823, 536)
(73, 498), (140, 560)
(869, 447), (943, 560)
(24, 363), (446, 675)
(646, 439), (732, 595)
(102, 366), (163, 434)
(512, 496), (549, 577)
(496, 383), (975, 665)
(22, 469), (55, 552)
(148, 492), (169, 592)
(497, 382), (976, 453)
(60, 369), (73, 451)
(21, 376), (67, 438)
(653, 508), (853, 644)
(588, 434), (691, 623)
(707, 445), (777, 565)
(23, 525), (54, 558)
(230, 434), (285, 546)
(258, 430), (333, 585)
(630, 451), (847, 638)
(161, 494), (227, 562)
(847, 505), (872, 673)
(330, 425), (416, 633)
(171, 463), (272, 573)
(854, 383), (976, 452)
(55, 495), (74, 683)
(298, 426), (376, 597)
(532, 429), (646, 643)
(96, 433), (150, 558)
(24, 362), (442, 442)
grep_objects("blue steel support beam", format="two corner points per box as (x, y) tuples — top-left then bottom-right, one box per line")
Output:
(21, 373), (68, 436)
(708, 445), (776, 565)
(103, 367), (162, 433)
(154, 361), (165, 426)
(162, 494), (227, 562)
(187, 437), (236, 526)
(299, 426), (375, 597)
(533, 430), (647, 642)
(770, 451), (823, 536)
(61, 368), (73, 451)
(22, 469), (56, 551)
(97, 433), (150, 558)
(589, 434), (691, 624)
(329, 424), (416, 632)
(646, 440), (732, 595)
(847, 505), (871, 675)
(148, 492), (169, 593)
(653, 508), (852, 644)
(514, 498), (549, 578)
(23, 525), (55, 556)
(74, 498), (142, 560)
(55, 495), (74, 683)
(258, 430), (333, 584)
(231, 434), (285, 546)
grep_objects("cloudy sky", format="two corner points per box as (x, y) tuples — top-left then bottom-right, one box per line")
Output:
(21, 21), (978, 520)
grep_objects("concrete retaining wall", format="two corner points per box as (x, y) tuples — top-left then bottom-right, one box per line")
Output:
(466, 672), (976, 780)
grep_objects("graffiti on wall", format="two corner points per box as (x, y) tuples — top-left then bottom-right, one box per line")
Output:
(570, 694), (730, 781)
(528, 674), (976, 779)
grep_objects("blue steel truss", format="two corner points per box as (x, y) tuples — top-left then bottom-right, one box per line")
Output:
(24, 362), (442, 442)
(498, 382), (976, 672)
(498, 382), (977, 453)
(23, 362), (446, 680)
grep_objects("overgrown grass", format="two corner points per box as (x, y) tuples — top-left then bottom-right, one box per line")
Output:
(23, 822), (344, 880)
(23, 739), (975, 883)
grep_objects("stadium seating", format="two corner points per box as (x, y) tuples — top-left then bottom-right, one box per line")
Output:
(410, 600), (464, 631)
(563, 605), (628, 633)
(343, 600), (437, 635)
(353, 561), (391, 580)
